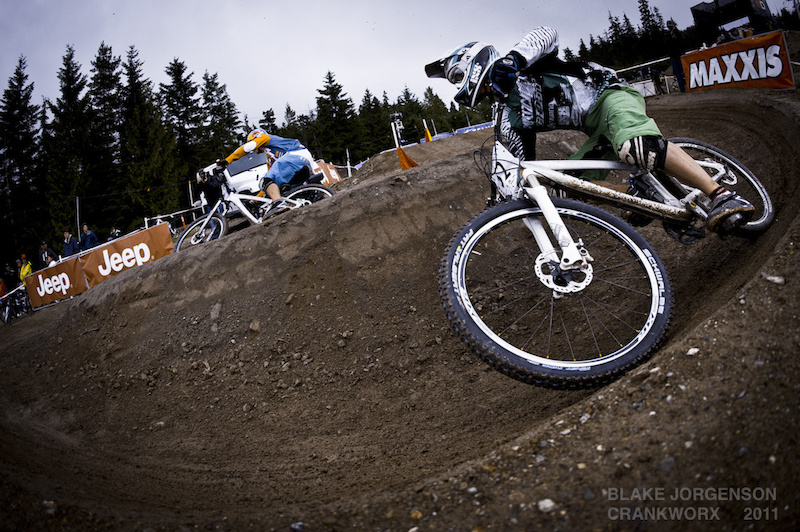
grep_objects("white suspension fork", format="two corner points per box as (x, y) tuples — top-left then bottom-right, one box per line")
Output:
(521, 169), (592, 271)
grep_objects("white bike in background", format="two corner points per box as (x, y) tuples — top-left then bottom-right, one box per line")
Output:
(439, 103), (773, 387)
(1, 286), (32, 324)
(174, 158), (334, 252)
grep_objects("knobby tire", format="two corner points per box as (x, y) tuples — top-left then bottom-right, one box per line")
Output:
(284, 184), (335, 204)
(174, 213), (228, 252)
(440, 198), (673, 387)
(670, 137), (773, 234)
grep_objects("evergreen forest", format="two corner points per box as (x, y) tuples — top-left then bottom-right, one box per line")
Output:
(1, 0), (798, 269)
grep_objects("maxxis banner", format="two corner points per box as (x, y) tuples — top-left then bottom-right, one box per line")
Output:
(682, 30), (795, 92)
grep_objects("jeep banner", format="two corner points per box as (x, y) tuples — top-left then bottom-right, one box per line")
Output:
(682, 31), (795, 92)
(80, 223), (173, 288)
(25, 256), (88, 308)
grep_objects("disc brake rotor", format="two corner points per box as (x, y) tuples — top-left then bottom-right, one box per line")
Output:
(535, 254), (593, 293)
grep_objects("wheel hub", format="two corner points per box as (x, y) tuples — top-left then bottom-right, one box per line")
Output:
(535, 254), (593, 293)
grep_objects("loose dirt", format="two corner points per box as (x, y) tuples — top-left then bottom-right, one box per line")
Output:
(2, 86), (799, 531)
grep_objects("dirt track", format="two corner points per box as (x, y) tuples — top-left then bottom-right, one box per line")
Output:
(1, 87), (800, 531)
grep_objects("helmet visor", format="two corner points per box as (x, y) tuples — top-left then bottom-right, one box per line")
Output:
(446, 61), (466, 84)
(425, 42), (477, 80)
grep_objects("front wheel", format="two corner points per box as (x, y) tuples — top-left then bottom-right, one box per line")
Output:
(670, 137), (773, 234)
(440, 198), (672, 387)
(174, 213), (228, 252)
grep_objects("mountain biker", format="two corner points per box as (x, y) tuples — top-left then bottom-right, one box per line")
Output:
(424, 27), (755, 232)
(214, 129), (315, 211)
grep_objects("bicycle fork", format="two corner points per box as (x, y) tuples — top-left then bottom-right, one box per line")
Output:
(520, 169), (593, 272)
(192, 200), (224, 243)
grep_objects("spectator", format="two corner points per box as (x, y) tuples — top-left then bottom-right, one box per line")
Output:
(39, 241), (57, 269)
(63, 230), (80, 256)
(80, 224), (99, 250)
(46, 254), (57, 268)
(666, 20), (687, 93)
(107, 227), (121, 241)
(18, 255), (32, 283)
(3, 263), (17, 289)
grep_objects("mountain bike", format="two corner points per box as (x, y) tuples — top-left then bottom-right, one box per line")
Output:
(439, 102), (773, 387)
(174, 162), (334, 252)
(1, 286), (32, 324)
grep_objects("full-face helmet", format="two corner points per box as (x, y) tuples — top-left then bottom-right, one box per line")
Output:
(247, 128), (267, 142)
(425, 41), (499, 107)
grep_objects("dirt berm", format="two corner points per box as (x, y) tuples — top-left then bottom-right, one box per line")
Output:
(1, 88), (800, 531)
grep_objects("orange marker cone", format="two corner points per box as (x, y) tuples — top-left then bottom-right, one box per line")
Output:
(397, 147), (418, 170)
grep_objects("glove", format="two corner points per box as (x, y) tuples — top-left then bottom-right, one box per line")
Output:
(215, 158), (228, 169)
(489, 53), (522, 99)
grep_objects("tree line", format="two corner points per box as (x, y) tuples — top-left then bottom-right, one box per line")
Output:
(2, 0), (796, 268)
(0, 41), (492, 267)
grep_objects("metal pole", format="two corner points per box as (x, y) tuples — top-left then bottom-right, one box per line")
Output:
(391, 122), (400, 148)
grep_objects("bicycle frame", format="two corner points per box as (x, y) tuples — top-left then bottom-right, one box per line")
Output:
(191, 169), (307, 237)
(484, 98), (753, 270)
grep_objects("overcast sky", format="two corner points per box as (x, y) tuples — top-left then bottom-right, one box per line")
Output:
(0, 0), (784, 128)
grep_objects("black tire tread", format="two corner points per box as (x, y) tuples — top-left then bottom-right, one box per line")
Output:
(439, 199), (673, 388)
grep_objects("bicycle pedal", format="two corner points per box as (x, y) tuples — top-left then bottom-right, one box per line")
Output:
(717, 213), (744, 238)
(663, 222), (706, 244)
(622, 210), (653, 227)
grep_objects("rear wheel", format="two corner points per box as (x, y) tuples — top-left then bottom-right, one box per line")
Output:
(440, 198), (672, 387)
(670, 137), (773, 233)
(174, 213), (228, 252)
(284, 184), (334, 206)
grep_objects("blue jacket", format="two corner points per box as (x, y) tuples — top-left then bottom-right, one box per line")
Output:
(64, 235), (80, 256)
(81, 230), (99, 250)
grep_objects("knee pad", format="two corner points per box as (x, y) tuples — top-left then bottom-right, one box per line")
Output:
(259, 177), (276, 191)
(618, 135), (667, 172)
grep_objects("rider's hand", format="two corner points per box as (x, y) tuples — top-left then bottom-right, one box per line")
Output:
(489, 52), (522, 99)
(215, 159), (228, 169)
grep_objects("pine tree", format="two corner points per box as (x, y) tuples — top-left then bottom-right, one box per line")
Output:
(198, 71), (241, 161)
(315, 71), (356, 164)
(578, 39), (589, 60)
(0, 56), (42, 262)
(87, 42), (123, 227)
(119, 47), (181, 231)
(395, 86), (424, 142)
(258, 109), (277, 132)
(279, 104), (303, 142)
(638, 0), (667, 59)
(421, 87), (450, 136)
(356, 89), (391, 159)
(44, 45), (94, 240)
(159, 58), (201, 174)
